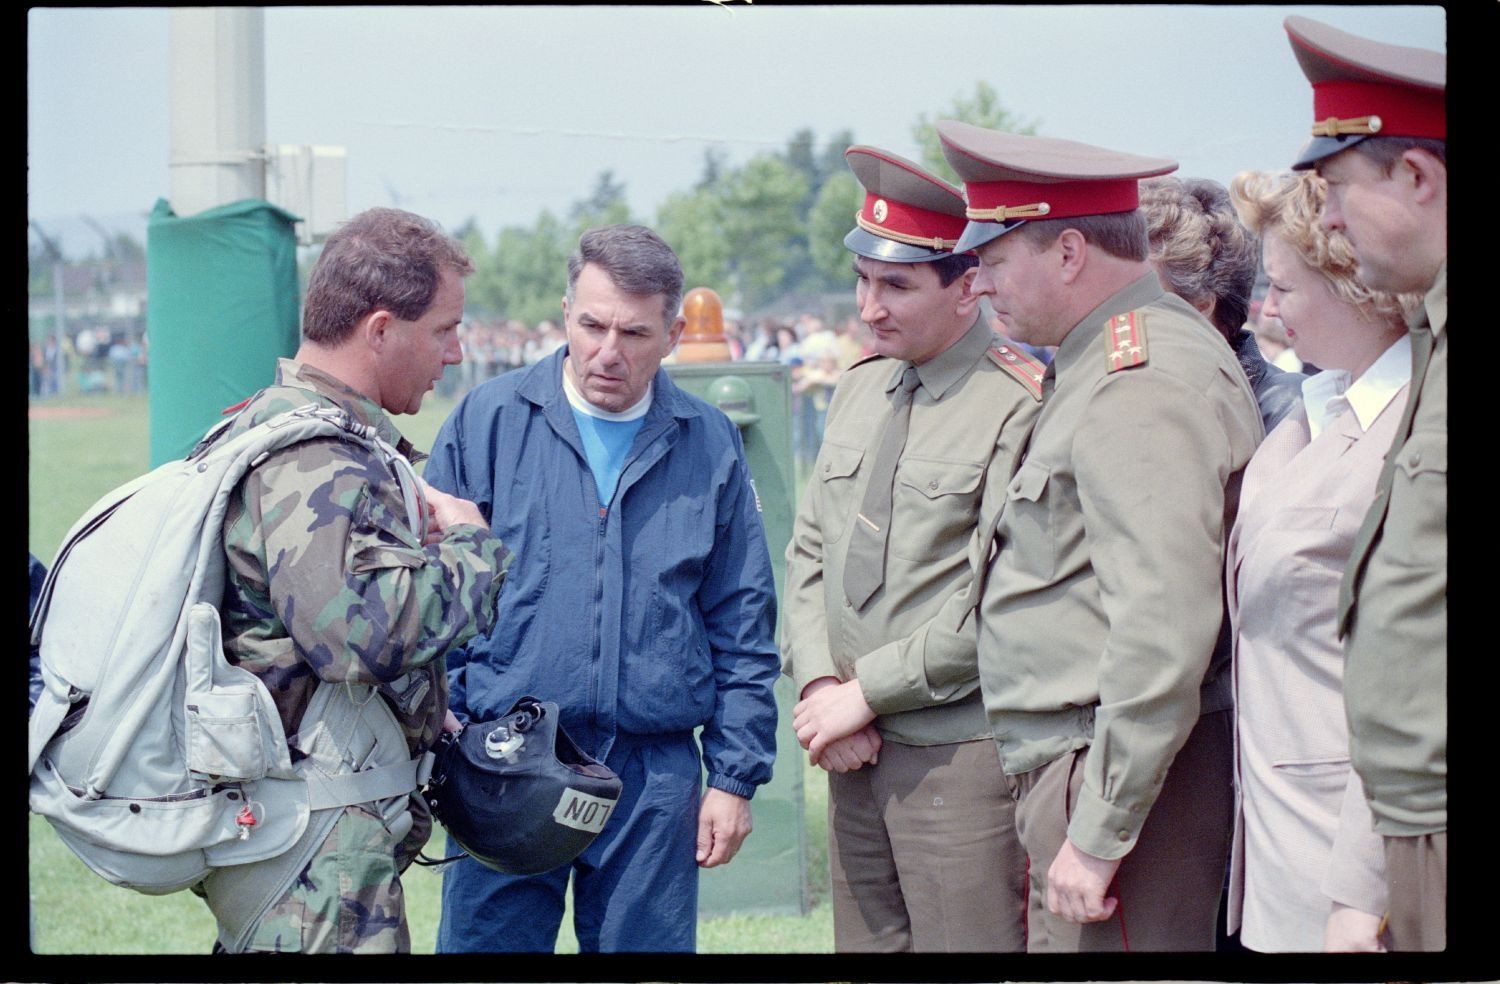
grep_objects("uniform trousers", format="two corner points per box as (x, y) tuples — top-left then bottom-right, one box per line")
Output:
(436, 731), (701, 952)
(1384, 831), (1446, 951)
(828, 737), (1027, 951)
(1011, 709), (1233, 952)
(234, 804), (409, 953)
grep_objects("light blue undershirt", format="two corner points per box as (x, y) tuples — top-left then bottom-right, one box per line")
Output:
(563, 369), (650, 507)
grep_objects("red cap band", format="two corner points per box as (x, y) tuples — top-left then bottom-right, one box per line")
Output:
(1312, 79), (1445, 139)
(860, 191), (968, 245)
(962, 178), (1141, 221)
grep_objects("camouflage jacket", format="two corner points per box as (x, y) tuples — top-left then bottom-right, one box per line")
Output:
(219, 359), (510, 759)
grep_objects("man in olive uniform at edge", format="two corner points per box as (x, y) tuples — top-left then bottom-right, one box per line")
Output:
(940, 120), (1264, 951)
(783, 145), (1041, 951)
(1283, 16), (1447, 952)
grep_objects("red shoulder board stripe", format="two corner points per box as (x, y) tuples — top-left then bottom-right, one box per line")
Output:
(1104, 310), (1149, 373)
(986, 343), (1046, 401)
(221, 397), (253, 415)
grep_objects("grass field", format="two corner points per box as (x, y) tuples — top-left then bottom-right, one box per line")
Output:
(27, 388), (834, 954)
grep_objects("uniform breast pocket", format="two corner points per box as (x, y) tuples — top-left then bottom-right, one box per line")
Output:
(1382, 430), (1447, 571)
(998, 459), (1056, 580)
(346, 485), (427, 574)
(816, 442), (865, 545)
(889, 458), (984, 562)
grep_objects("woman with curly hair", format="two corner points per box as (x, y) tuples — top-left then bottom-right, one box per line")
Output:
(1223, 168), (1420, 952)
(1140, 175), (1306, 433)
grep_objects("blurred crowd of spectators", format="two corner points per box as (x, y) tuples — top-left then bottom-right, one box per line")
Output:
(35, 306), (1292, 472)
(441, 312), (879, 465)
(29, 327), (148, 399)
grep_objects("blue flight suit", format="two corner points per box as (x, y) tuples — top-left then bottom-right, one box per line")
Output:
(424, 347), (779, 952)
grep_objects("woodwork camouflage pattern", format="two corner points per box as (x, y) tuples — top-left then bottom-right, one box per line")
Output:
(241, 805), (411, 954)
(215, 358), (509, 953)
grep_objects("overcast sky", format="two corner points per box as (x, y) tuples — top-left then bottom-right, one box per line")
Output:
(28, 5), (1448, 260)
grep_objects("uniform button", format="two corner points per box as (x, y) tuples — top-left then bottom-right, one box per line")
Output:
(1128, 803), (1140, 813)
(1117, 830), (1130, 842)
(928, 480), (940, 491)
(1409, 451), (1422, 467)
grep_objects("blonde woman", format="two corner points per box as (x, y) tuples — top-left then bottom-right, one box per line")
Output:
(1224, 169), (1419, 952)
(1141, 175), (1306, 433)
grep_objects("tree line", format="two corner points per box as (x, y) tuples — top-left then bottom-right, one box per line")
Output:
(453, 82), (1034, 323)
(29, 83), (1033, 328)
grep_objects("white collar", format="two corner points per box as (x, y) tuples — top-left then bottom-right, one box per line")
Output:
(562, 368), (652, 421)
(1302, 333), (1411, 441)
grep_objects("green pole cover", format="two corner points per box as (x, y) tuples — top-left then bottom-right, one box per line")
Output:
(146, 197), (302, 465)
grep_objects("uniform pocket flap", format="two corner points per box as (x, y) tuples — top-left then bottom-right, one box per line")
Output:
(819, 443), (864, 481)
(897, 459), (984, 500)
(1007, 460), (1050, 502)
(1393, 432), (1446, 477)
(347, 485), (427, 573)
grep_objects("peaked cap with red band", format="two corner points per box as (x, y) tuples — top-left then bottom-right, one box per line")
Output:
(844, 145), (970, 263)
(937, 121), (1177, 254)
(1285, 16), (1445, 170)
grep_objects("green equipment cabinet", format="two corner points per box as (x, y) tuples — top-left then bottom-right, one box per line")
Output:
(666, 359), (808, 917)
(145, 198), (302, 466)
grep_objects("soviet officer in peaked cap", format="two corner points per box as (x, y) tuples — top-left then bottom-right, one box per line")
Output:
(1285, 16), (1447, 953)
(939, 120), (1264, 952)
(782, 145), (1042, 951)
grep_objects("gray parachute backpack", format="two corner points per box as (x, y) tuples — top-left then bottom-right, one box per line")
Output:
(29, 403), (433, 948)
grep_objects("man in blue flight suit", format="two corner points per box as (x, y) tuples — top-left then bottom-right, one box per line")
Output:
(424, 223), (780, 953)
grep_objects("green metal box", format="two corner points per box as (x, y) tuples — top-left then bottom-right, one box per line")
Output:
(666, 359), (807, 917)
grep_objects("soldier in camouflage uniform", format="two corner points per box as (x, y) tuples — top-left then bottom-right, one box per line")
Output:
(199, 207), (511, 953)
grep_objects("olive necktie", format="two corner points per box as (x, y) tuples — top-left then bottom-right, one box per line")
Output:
(843, 365), (921, 610)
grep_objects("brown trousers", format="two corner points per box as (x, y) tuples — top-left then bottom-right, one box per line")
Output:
(1383, 830), (1446, 951)
(1011, 709), (1233, 952)
(827, 737), (1027, 952)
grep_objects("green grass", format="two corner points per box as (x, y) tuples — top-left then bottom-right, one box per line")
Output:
(27, 389), (833, 954)
(29, 805), (832, 953)
(28, 392), (151, 567)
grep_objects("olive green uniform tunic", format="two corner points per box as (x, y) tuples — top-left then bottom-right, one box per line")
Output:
(1340, 263), (1447, 837)
(1338, 263), (1446, 951)
(977, 274), (1262, 860)
(784, 316), (1041, 743)
(783, 315), (1042, 951)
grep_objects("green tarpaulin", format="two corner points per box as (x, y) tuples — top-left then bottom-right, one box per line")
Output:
(146, 197), (301, 465)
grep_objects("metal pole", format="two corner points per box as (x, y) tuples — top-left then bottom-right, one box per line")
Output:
(153, 7), (299, 464)
(168, 8), (266, 216)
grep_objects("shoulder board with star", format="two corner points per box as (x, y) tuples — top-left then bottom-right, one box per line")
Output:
(1103, 309), (1150, 373)
(985, 343), (1046, 401)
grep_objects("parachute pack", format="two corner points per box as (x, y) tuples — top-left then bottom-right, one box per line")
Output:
(28, 403), (431, 919)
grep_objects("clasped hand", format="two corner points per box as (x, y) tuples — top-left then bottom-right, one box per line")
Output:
(792, 677), (880, 772)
